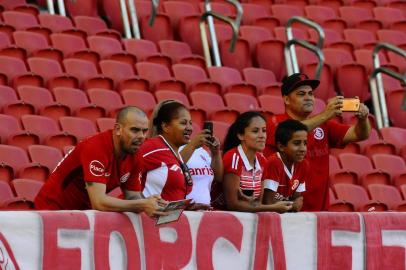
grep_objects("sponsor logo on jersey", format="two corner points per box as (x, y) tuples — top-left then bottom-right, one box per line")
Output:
(313, 127), (324, 140)
(89, 160), (105, 177)
(120, 172), (130, 183)
(292, 179), (299, 190)
(169, 164), (181, 172)
(189, 166), (214, 176)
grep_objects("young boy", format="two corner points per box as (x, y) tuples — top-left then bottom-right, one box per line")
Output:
(262, 119), (309, 212)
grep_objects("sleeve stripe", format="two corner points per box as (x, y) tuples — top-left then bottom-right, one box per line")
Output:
(263, 179), (279, 191)
(143, 148), (170, 158)
(231, 153), (239, 170)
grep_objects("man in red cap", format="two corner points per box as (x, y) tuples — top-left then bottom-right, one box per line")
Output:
(264, 73), (371, 211)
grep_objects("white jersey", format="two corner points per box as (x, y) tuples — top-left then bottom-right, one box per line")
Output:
(180, 146), (214, 204)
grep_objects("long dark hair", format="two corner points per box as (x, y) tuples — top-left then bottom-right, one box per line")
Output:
(150, 100), (187, 137)
(223, 111), (266, 153)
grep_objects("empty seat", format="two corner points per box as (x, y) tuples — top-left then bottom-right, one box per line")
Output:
(339, 6), (382, 31)
(255, 40), (286, 81)
(380, 127), (406, 151)
(0, 145), (30, 182)
(38, 13), (75, 33)
(257, 95), (285, 115)
(123, 39), (172, 69)
(27, 57), (79, 89)
(212, 121), (229, 146)
(0, 55), (43, 88)
(21, 114), (77, 149)
(334, 183), (388, 211)
(121, 89), (156, 116)
(27, 145), (63, 172)
(158, 40), (205, 69)
(3, 11), (39, 30)
(339, 153), (391, 187)
(87, 88), (124, 115)
(241, 3), (272, 25)
(373, 7), (405, 28)
(172, 64), (221, 94)
(336, 63), (370, 102)
(368, 184), (406, 210)
(354, 49), (389, 73)
(377, 29), (406, 47)
(0, 85), (19, 110)
(65, 0), (99, 17)
(96, 118), (115, 132)
(372, 154), (406, 185)
(50, 33), (91, 57)
(305, 5), (347, 31)
(329, 154), (358, 185)
(63, 58), (114, 90)
(73, 16), (121, 40)
(343, 29), (377, 49)
(11, 178), (44, 201)
(189, 91), (229, 116)
(242, 68), (280, 96)
(386, 89), (406, 129)
(162, 1), (199, 32)
(155, 90), (190, 106)
(139, 14), (174, 44)
(99, 59), (148, 91)
(87, 36), (136, 66)
(208, 66), (257, 96)
(271, 4), (304, 26)
(224, 93), (260, 113)
(59, 116), (97, 141)
(0, 114), (23, 143)
(135, 62), (185, 93)
(328, 186), (355, 211)
(0, 181), (16, 207)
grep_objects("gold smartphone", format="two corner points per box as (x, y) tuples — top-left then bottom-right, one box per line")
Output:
(341, 98), (360, 112)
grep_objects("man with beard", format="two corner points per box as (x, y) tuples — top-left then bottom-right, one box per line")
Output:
(35, 106), (167, 217)
(264, 73), (371, 211)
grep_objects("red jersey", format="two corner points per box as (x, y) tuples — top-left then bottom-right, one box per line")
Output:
(212, 145), (267, 209)
(135, 136), (192, 201)
(265, 113), (350, 211)
(34, 130), (140, 210)
(263, 152), (308, 201)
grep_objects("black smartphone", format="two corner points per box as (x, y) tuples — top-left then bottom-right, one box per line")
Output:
(242, 189), (254, 197)
(203, 121), (213, 135)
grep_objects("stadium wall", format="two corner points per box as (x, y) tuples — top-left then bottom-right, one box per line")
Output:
(0, 211), (405, 270)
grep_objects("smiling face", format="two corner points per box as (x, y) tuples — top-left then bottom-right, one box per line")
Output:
(237, 116), (267, 152)
(162, 107), (193, 148)
(279, 130), (307, 165)
(116, 111), (149, 155)
(284, 85), (314, 119)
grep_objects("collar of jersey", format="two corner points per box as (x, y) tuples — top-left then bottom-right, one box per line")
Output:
(237, 145), (261, 172)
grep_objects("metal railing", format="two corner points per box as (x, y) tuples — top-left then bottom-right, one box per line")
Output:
(46, 0), (66, 16)
(285, 16), (325, 80)
(199, 0), (242, 67)
(369, 43), (406, 129)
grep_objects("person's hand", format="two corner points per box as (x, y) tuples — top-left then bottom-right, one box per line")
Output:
(291, 197), (303, 212)
(186, 202), (212, 211)
(238, 189), (256, 203)
(189, 130), (212, 149)
(143, 195), (168, 218)
(323, 96), (344, 119)
(207, 136), (221, 155)
(272, 201), (293, 213)
(355, 103), (369, 120)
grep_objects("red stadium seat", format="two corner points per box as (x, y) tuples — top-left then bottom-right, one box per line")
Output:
(328, 187), (355, 212)
(329, 154), (358, 185)
(28, 145), (63, 172)
(52, 87), (106, 122)
(334, 183), (388, 211)
(0, 145), (30, 182)
(224, 93), (260, 113)
(354, 49), (390, 73)
(87, 36), (136, 66)
(189, 91), (238, 121)
(343, 29), (377, 49)
(336, 63), (370, 102)
(99, 59), (148, 92)
(96, 118), (115, 132)
(11, 178), (44, 201)
(239, 26), (273, 63)
(0, 55), (43, 88)
(73, 16), (121, 40)
(162, 1), (199, 33)
(373, 7), (405, 28)
(124, 39), (172, 69)
(121, 90), (156, 116)
(64, 0), (98, 17)
(63, 58), (114, 90)
(242, 68), (280, 96)
(367, 184), (406, 210)
(0, 85), (18, 109)
(59, 116), (97, 141)
(0, 181), (16, 207)
(339, 153), (391, 187)
(376, 29), (406, 47)
(135, 62), (185, 93)
(256, 40), (286, 81)
(208, 66), (257, 96)
(158, 40), (205, 69)
(0, 114), (22, 143)
(140, 14), (174, 44)
(27, 57), (79, 89)
(372, 154), (406, 184)
(257, 95), (285, 115)
(155, 90), (190, 106)
(271, 4), (304, 26)
(20, 114), (77, 148)
(305, 5), (347, 31)
(241, 3), (272, 25)
(386, 89), (406, 129)
(38, 13), (75, 33)
(87, 88), (124, 116)
(2, 11), (39, 30)
(212, 121), (229, 146)
(172, 64), (221, 95)
(50, 33), (92, 58)
(380, 127), (406, 152)
(339, 6), (382, 31)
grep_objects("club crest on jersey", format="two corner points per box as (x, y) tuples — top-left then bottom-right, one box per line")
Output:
(120, 172), (130, 183)
(89, 160), (105, 177)
(291, 179), (299, 190)
(313, 127), (324, 140)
